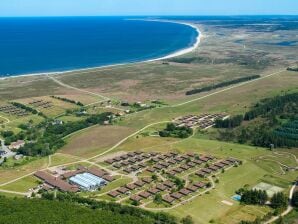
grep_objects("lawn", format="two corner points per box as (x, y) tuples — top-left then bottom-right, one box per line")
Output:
(0, 175), (40, 192)
(49, 153), (82, 167)
(0, 114), (44, 133)
(0, 157), (48, 185)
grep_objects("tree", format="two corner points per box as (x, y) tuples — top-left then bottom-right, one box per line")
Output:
(292, 191), (298, 207)
(154, 193), (162, 204)
(240, 189), (268, 205)
(152, 174), (158, 181)
(270, 192), (288, 209)
(181, 215), (194, 224)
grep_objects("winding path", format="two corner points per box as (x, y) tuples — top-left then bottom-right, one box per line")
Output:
(264, 182), (297, 224)
(47, 75), (109, 101)
(0, 115), (10, 125)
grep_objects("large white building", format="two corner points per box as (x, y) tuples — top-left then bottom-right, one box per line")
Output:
(69, 172), (107, 191)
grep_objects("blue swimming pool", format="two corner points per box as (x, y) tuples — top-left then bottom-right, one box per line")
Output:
(232, 195), (241, 201)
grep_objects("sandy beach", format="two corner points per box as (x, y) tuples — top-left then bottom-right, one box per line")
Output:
(0, 20), (201, 80)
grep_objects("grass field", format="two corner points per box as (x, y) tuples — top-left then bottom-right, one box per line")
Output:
(0, 113), (44, 133)
(0, 175), (40, 192)
(60, 125), (136, 158)
(0, 157), (48, 185)
(49, 153), (82, 167)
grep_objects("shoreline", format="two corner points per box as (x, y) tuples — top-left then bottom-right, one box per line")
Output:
(0, 20), (201, 81)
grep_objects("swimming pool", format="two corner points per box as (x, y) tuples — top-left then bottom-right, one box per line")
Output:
(232, 194), (241, 201)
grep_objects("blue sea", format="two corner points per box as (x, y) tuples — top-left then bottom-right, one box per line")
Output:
(0, 17), (198, 77)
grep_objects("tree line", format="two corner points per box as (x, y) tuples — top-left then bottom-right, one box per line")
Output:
(11, 102), (46, 118)
(50, 95), (84, 106)
(186, 75), (260, 95)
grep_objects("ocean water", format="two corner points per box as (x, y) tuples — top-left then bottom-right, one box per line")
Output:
(0, 17), (198, 77)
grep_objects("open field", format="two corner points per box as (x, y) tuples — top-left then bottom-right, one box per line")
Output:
(119, 70), (298, 129)
(49, 153), (82, 167)
(0, 113), (44, 133)
(0, 157), (48, 185)
(60, 125), (137, 158)
(0, 175), (40, 192)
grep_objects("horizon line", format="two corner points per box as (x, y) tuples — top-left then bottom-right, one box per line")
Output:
(0, 14), (298, 18)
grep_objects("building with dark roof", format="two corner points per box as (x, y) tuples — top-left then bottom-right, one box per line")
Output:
(142, 177), (153, 183)
(186, 185), (198, 192)
(171, 192), (183, 199)
(35, 171), (79, 193)
(179, 188), (191, 195)
(108, 190), (121, 198)
(88, 167), (108, 178)
(173, 167), (183, 173)
(164, 180), (175, 188)
(126, 183), (137, 190)
(130, 195), (142, 202)
(117, 187), (129, 194)
(147, 167), (156, 173)
(196, 171), (207, 177)
(139, 191), (151, 199)
(193, 182), (206, 188)
(134, 180), (146, 187)
(102, 175), (114, 182)
(148, 188), (160, 195)
(156, 184), (167, 191)
(163, 195), (175, 204)
(105, 159), (114, 164)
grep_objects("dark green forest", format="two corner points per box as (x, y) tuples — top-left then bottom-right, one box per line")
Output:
(215, 92), (298, 148)
(0, 196), (159, 224)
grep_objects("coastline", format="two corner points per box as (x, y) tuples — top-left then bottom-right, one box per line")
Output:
(0, 20), (201, 81)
